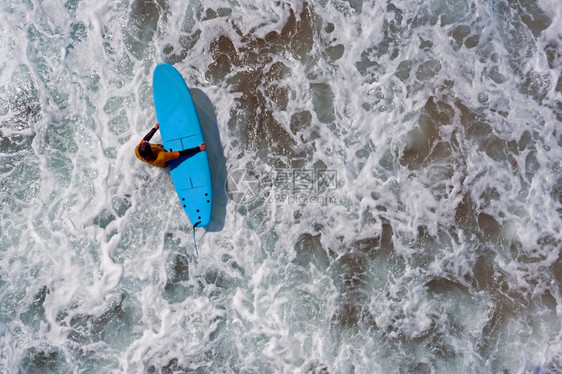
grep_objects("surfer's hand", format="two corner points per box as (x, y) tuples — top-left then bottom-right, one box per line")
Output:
(199, 142), (207, 151)
(154, 123), (160, 129)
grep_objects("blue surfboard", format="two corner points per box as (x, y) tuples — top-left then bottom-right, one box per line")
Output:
(152, 63), (212, 227)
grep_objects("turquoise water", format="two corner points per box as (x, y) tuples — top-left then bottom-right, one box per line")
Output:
(0, 0), (561, 372)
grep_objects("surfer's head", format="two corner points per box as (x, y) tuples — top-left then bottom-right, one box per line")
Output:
(139, 141), (156, 161)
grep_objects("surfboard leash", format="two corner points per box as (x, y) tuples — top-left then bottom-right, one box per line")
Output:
(193, 222), (201, 256)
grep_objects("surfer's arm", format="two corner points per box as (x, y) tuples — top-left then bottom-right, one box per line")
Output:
(178, 142), (207, 157)
(178, 148), (199, 157)
(142, 123), (160, 142)
(161, 143), (207, 163)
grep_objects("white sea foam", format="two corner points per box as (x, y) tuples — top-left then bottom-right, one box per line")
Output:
(0, 0), (561, 372)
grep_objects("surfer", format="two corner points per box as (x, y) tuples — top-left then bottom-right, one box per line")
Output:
(135, 123), (207, 168)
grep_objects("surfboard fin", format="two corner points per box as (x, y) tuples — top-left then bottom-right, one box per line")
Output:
(193, 222), (201, 256)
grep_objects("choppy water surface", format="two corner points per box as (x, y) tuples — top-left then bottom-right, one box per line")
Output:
(0, 0), (561, 372)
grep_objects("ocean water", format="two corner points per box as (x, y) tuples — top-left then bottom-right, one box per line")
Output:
(0, 0), (561, 372)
